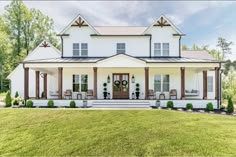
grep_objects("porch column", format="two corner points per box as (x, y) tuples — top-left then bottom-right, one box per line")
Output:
(43, 73), (47, 99)
(58, 67), (63, 99)
(24, 67), (29, 99)
(203, 70), (207, 99)
(145, 67), (149, 100)
(180, 67), (185, 99)
(215, 67), (220, 100)
(35, 71), (40, 99)
(93, 67), (97, 99)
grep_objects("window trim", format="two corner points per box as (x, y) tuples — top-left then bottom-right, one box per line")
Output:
(72, 43), (88, 57)
(73, 43), (80, 57)
(154, 74), (170, 92)
(72, 74), (88, 92)
(153, 42), (170, 57)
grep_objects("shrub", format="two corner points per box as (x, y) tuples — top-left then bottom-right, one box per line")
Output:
(220, 104), (226, 110)
(5, 91), (12, 107)
(26, 100), (33, 108)
(47, 100), (54, 108)
(70, 100), (76, 108)
(15, 91), (19, 98)
(167, 101), (174, 109)
(186, 103), (193, 110)
(227, 97), (234, 113)
(206, 102), (214, 112)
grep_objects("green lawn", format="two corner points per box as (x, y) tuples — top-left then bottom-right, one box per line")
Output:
(0, 109), (236, 156)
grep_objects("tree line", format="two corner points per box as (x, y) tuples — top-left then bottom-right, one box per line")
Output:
(0, 0), (60, 91)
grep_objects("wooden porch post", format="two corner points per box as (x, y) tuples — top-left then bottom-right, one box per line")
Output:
(215, 67), (220, 100)
(203, 70), (207, 99)
(58, 67), (63, 99)
(93, 67), (97, 99)
(35, 71), (40, 99)
(24, 67), (29, 99)
(181, 67), (185, 99)
(43, 73), (47, 99)
(145, 67), (149, 100)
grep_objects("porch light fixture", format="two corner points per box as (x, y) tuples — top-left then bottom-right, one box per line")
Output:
(131, 75), (135, 83)
(40, 73), (46, 78)
(107, 75), (110, 83)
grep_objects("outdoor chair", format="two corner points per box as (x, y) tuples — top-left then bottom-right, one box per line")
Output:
(64, 89), (72, 99)
(86, 90), (94, 99)
(169, 89), (177, 99)
(148, 89), (156, 99)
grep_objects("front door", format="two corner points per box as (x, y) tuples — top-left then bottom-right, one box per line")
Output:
(113, 73), (129, 99)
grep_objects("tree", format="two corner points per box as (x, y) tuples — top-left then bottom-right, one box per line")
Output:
(217, 37), (233, 60)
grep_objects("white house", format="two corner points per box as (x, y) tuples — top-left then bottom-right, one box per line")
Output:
(7, 14), (222, 108)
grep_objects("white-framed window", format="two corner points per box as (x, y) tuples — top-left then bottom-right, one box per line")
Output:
(153, 42), (170, 56)
(73, 43), (80, 56)
(72, 74), (88, 92)
(207, 76), (213, 92)
(117, 43), (126, 54)
(154, 74), (170, 92)
(154, 43), (161, 56)
(162, 43), (169, 56)
(81, 43), (88, 56)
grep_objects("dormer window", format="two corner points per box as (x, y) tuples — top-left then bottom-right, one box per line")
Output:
(117, 43), (126, 54)
(154, 43), (169, 56)
(73, 43), (88, 57)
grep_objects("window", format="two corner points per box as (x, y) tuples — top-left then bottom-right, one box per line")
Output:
(207, 76), (213, 92)
(73, 43), (80, 56)
(162, 75), (170, 92)
(154, 43), (161, 56)
(154, 75), (161, 92)
(81, 75), (88, 92)
(154, 74), (170, 92)
(81, 43), (88, 56)
(73, 75), (80, 92)
(117, 43), (125, 54)
(162, 43), (169, 56)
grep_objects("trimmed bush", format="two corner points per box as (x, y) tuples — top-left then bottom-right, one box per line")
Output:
(206, 102), (214, 112)
(15, 91), (19, 98)
(70, 100), (76, 108)
(186, 103), (193, 110)
(227, 97), (234, 113)
(47, 100), (54, 108)
(167, 101), (174, 109)
(26, 100), (33, 108)
(5, 91), (12, 107)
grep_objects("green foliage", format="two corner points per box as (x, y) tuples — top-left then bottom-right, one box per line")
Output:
(167, 101), (174, 109)
(5, 91), (11, 107)
(15, 91), (19, 98)
(217, 37), (233, 61)
(69, 101), (76, 108)
(186, 103), (193, 110)
(227, 97), (234, 113)
(26, 100), (33, 108)
(47, 100), (54, 108)
(12, 99), (19, 105)
(206, 103), (214, 112)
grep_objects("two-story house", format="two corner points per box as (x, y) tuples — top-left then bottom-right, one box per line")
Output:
(7, 14), (222, 108)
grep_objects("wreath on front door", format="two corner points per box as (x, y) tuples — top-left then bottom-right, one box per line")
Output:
(122, 80), (128, 86)
(114, 80), (120, 87)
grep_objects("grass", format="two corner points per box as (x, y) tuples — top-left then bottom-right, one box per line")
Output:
(0, 109), (236, 156)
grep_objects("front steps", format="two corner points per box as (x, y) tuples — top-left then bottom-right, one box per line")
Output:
(92, 100), (151, 108)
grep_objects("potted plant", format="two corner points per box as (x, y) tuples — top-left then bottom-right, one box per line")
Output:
(135, 83), (140, 99)
(103, 83), (107, 99)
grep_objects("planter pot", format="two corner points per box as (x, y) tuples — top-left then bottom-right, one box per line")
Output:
(12, 105), (19, 108)
(103, 92), (107, 99)
(199, 110), (205, 113)
(167, 108), (172, 110)
(158, 106), (162, 109)
(135, 92), (140, 99)
(177, 108), (183, 111)
(187, 109), (192, 112)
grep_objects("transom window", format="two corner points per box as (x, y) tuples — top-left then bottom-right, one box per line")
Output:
(117, 43), (126, 54)
(154, 74), (170, 92)
(72, 74), (88, 92)
(207, 76), (213, 92)
(153, 43), (170, 56)
(72, 43), (88, 57)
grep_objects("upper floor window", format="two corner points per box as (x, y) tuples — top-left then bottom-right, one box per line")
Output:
(73, 43), (88, 57)
(117, 43), (125, 54)
(154, 43), (169, 56)
(73, 43), (80, 56)
(81, 43), (88, 57)
(207, 76), (213, 92)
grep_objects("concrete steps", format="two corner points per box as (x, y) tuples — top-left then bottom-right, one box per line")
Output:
(92, 100), (151, 108)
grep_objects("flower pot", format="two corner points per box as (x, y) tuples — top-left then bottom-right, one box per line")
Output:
(103, 92), (107, 99)
(135, 92), (140, 99)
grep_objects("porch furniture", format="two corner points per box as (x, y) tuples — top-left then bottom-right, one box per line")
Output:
(169, 89), (177, 99)
(77, 93), (82, 100)
(159, 93), (165, 100)
(86, 90), (94, 99)
(185, 89), (199, 96)
(49, 91), (58, 97)
(64, 90), (72, 99)
(148, 89), (156, 99)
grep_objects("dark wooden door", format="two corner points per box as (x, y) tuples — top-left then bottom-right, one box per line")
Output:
(113, 73), (129, 99)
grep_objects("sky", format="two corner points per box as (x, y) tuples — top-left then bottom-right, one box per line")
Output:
(0, 1), (236, 60)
